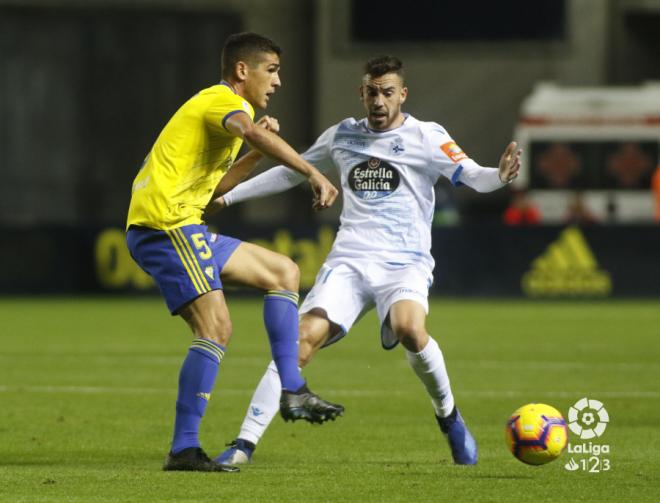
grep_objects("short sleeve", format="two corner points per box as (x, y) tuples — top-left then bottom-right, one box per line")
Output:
(424, 122), (471, 186)
(205, 92), (255, 132)
(300, 125), (338, 173)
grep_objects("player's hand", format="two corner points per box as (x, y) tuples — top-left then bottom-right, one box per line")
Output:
(256, 115), (280, 134)
(499, 141), (522, 184)
(203, 196), (226, 218)
(308, 172), (338, 211)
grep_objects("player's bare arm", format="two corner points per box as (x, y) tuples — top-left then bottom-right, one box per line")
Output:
(225, 111), (338, 209)
(206, 116), (281, 216)
(215, 150), (263, 197)
(498, 141), (522, 183)
(217, 115), (280, 195)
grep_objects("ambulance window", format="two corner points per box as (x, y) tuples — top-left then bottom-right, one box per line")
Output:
(529, 141), (658, 190)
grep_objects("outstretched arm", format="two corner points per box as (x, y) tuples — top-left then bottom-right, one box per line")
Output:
(213, 116), (279, 197)
(456, 141), (522, 192)
(214, 149), (264, 197)
(225, 112), (337, 210)
(206, 164), (307, 215)
(206, 123), (338, 216)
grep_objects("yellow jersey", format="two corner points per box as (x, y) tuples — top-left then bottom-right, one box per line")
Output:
(126, 83), (254, 230)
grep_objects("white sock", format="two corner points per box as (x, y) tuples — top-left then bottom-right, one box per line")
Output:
(237, 360), (281, 445)
(405, 337), (455, 418)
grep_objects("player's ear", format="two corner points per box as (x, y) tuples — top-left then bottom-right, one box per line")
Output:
(400, 86), (408, 103)
(236, 61), (248, 82)
(359, 85), (364, 101)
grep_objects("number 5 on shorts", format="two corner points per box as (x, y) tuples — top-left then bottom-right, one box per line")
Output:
(191, 233), (212, 259)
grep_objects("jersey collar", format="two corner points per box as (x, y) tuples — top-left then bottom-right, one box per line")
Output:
(220, 80), (238, 94)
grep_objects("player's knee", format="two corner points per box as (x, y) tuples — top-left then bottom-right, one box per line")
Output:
(273, 256), (300, 292)
(198, 312), (232, 346)
(392, 321), (427, 351)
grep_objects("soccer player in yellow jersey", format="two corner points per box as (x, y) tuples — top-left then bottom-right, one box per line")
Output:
(126, 32), (343, 473)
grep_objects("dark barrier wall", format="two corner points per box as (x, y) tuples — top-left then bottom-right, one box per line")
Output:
(430, 225), (657, 297)
(0, 7), (239, 226)
(1, 225), (658, 297)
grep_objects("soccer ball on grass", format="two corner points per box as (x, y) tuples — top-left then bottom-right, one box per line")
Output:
(505, 403), (568, 465)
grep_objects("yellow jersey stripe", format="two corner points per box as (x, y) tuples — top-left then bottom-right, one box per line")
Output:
(170, 229), (209, 294)
(174, 228), (212, 292)
(167, 230), (206, 295)
(173, 228), (210, 292)
(165, 230), (204, 295)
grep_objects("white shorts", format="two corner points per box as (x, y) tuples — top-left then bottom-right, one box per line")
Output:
(299, 258), (432, 350)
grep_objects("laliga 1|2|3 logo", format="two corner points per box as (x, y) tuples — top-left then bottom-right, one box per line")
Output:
(563, 397), (611, 473)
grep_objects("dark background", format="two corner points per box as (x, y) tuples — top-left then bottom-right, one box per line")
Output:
(1, 0), (659, 296)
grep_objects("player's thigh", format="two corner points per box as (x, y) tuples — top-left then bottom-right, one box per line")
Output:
(372, 264), (431, 350)
(178, 290), (232, 344)
(388, 300), (429, 351)
(388, 299), (427, 331)
(220, 241), (299, 291)
(300, 262), (372, 347)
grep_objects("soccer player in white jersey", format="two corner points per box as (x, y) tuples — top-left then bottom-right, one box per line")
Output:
(209, 56), (521, 465)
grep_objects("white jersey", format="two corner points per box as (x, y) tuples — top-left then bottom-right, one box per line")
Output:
(225, 114), (504, 275)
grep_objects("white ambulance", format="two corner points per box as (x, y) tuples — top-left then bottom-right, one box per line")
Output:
(514, 82), (660, 223)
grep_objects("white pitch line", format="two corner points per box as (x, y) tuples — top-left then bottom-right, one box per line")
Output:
(0, 385), (174, 395)
(457, 390), (660, 398)
(0, 385), (658, 398)
(0, 355), (269, 366)
(447, 360), (660, 371)
(1, 353), (659, 371)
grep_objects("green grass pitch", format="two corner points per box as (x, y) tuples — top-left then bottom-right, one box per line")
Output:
(1, 297), (659, 502)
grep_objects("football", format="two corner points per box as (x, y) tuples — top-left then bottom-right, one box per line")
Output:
(505, 403), (568, 465)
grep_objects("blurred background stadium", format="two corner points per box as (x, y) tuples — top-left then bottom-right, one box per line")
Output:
(2, 2), (660, 500)
(1, 0), (659, 298)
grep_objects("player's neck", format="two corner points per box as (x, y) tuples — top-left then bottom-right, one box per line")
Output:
(221, 79), (242, 96)
(368, 112), (406, 132)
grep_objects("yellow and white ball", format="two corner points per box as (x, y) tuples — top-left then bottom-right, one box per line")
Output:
(505, 403), (568, 465)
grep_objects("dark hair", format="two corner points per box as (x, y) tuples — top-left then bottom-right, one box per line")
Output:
(364, 55), (404, 80)
(221, 32), (281, 79)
